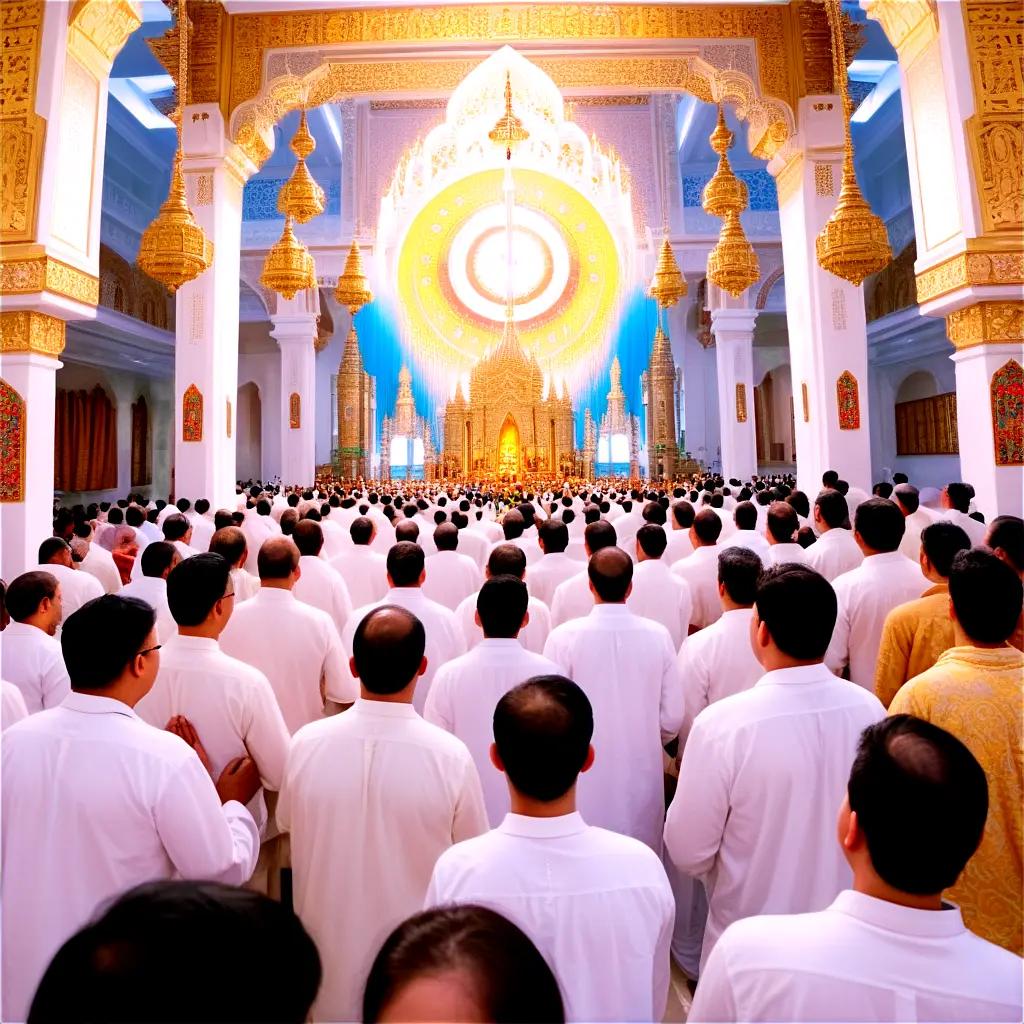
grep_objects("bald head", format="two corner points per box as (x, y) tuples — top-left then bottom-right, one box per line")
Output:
(257, 537), (299, 582)
(588, 546), (633, 603)
(352, 605), (426, 695)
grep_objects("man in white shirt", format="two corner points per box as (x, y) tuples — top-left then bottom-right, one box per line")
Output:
(671, 509), (724, 630)
(427, 675), (674, 1023)
(549, 520), (618, 627)
(525, 519), (579, 607)
(279, 605), (487, 1023)
(341, 542), (466, 714)
(329, 516), (389, 608)
(1, 594), (261, 1022)
(423, 524), (480, 611)
(544, 547), (683, 851)
(292, 519), (353, 639)
(1, 681), (28, 731)
(221, 537), (354, 733)
(826, 498), (928, 689)
(36, 537), (103, 627)
(184, 498), (215, 552)
(806, 489), (863, 581)
(74, 522), (122, 594)
(1, 571), (70, 713)
(208, 526), (262, 603)
(629, 524), (692, 650)
(940, 481), (988, 546)
(136, 553), (290, 836)
(764, 501), (808, 565)
(666, 500), (696, 565)
(721, 501), (770, 561)
(162, 513), (199, 562)
(893, 483), (938, 561)
(665, 564), (885, 971)
(490, 509), (541, 567)
(449, 510), (489, 568)
(426, 575), (559, 825)
(690, 715), (1023, 1023)
(120, 541), (180, 644)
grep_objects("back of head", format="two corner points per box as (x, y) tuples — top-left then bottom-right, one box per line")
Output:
(494, 676), (593, 802)
(61, 596), (155, 691)
(6, 571), (58, 622)
(734, 500), (757, 531)
(107, 507), (124, 526)
(125, 505), (145, 528)
(38, 536), (70, 565)
(636, 523), (667, 559)
(892, 483), (920, 515)
(433, 523), (458, 552)
(920, 522), (970, 577)
(162, 513), (190, 542)
(672, 500), (695, 529)
(387, 541), (425, 587)
(166, 554), (231, 627)
(214, 509), (234, 531)
(766, 501), (799, 544)
(873, 481), (894, 499)
(476, 575), (528, 638)
(257, 538), (299, 581)
(279, 509), (299, 536)
(755, 564), (836, 660)
(209, 527), (246, 568)
(394, 519), (420, 544)
(140, 541), (178, 579)
(986, 514), (1024, 573)
(501, 509), (525, 540)
(948, 548), (1023, 644)
(692, 508), (723, 544)
(538, 518), (568, 553)
(292, 519), (324, 558)
(584, 519), (616, 554)
(854, 497), (905, 553)
(434, 510), (447, 526)
(787, 490), (810, 519)
(194, 499), (210, 516)
(642, 501), (667, 526)
(945, 482), (973, 513)
(848, 716), (988, 895)
(815, 488), (850, 530)
(352, 606), (426, 695)
(892, 472), (909, 485)
(718, 547), (762, 606)
(587, 546), (633, 602)
(487, 543), (527, 580)
(822, 469), (839, 488)
(256, 498), (272, 517)
(583, 503), (601, 525)
(29, 880), (320, 1024)
(302, 508), (322, 524)
(176, 498), (191, 514)
(350, 516), (373, 546)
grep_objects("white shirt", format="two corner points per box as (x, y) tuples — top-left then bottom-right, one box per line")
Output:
(294, 555), (353, 639)
(690, 890), (1024, 1023)
(1, 693), (258, 1021)
(805, 527), (863, 582)
(185, 512), (215, 553)
(329, 545), (389, 609)
(120, 575), (177, 644)
(172, 539), (199, 562)
(543, 605), (683, 850)
(230, 566), (262, 603)
(317, 516), (349, 560)
(1, 680), (28, 730)
(454, 590), (551, 656)
(941, 507), (987, 546)
(671, 546), (723, 629)
(278, 699), (487, 1024)
(492, 535), (541, 566)
(221, 588), (353, 733)
(677, 607), (761, 747)
(34, 563), (103, 626)
(79, 544), (122, 594)
(721, 529), (770, 562)
(136, 634), (291, 835)
(472, 517), (504, 544)
(0, 621), (70, 713)
(427, 812), (675, 1023)
(665, 664), (885, 970)
(549, 570), (595, 627)
(627, 559), (693, 650)
(422, 549), (480, 610)
(664, 527), (694, 565)
(424, 639), (560, 825)
(452, 527), (490, 569)
(765, 541), (808, 566)
(826, 551), (928, 688)
(342, 587), (466, 714)
(530, 551), (585, 608)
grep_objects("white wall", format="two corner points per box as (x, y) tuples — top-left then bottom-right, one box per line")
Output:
(237, 351), (282, 481)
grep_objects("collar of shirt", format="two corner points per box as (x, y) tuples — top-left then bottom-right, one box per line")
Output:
(352, 697), (418, 719)
(771, 543), (804, 556)
(166, 634), (218, 654)
(863, 550), (911, 568)
(934, 644), (1023, 670)
(254, 587), (297, 604)
(61, 691), (138, 719)
(5, 621), (45, 640)
(587, 603), (631, 618)
(756, 663), (831, 688)
(830, 889), (966, 939)
(498, 811), (588, 839)
(819, 528), (853, 545)
(690, 545), (719, 562)
(720, 607), (754, 622)
(922, 583), (948, 597)
(477, 637), (525, 651)
(386, 586), (426, 603)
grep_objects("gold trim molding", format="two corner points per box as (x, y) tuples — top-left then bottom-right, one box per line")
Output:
(946, 301), (1024, 350)
(67, 0), (142, 80)
(916, 245), (1024, 304)
(0, 310), (67, 357)
(0, 250), (100, 306)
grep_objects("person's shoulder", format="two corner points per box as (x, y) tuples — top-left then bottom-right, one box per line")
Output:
(583, 824), (671, 876)
(412, 714), (477, 761)
(713, 905), (830, 964)
(432, 826), (496, 873)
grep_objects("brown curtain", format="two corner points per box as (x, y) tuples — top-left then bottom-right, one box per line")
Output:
(131, 396), (151, 486)
(54, 386), (117, 491)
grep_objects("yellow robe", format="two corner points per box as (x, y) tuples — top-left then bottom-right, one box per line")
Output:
(890, 645), (1024, 955)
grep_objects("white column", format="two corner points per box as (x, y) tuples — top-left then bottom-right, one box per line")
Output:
(111, 379), (135, 497)
(150, 377), (173, 500)
(174, 104), (254, 506)
(770, 98), (873, 495)
(711, 306), (759, 482)
(271, 291), (318, 487)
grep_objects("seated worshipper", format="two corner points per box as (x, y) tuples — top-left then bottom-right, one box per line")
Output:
(986, 514), (1024, 652)
(124, 505), (151, 556)
(291, 520), (353, 638)
(665, 565), (885, 972)
(671, 508), (724, 630)
(806, 489), (863, 581)
(549, 520), (618, 628)
(29, 881), (321, 1024)
(666, 500), (696, 564)
(220, 537), (353, 734)
(1, 595), (260, 1023)
(543, 548), (683, 851)
(874, 522), (971, 708)
(890, 549), (1024, 955)
(628, 524), (693, 650)
(529, 519), (581, 608)
(278, 606), (487, 1024)
(341, 542), (466, 715)
(119, 540), (180, 644)
(894, 483), (938, 561)
(454, 544), (552, 655)
(689, 716), (1024, 1023)
(208, 525), (261, 603)
(1, 571), (70, 713)
(329, 516), (388, 608)
(826, 498), (929, 689)
(364, 905), (564, 1024)
(764, 501), (808, 565)
(426, 677), (675, 1024)
(940, 481), (987, 546)
(425, 576), (559, 825)
(136, 554), (290, 837)
(73, 521), (122, 595)
(422, 524), (481, 611)
(35, 537), (103, 626)
(720, 500), (770, 561)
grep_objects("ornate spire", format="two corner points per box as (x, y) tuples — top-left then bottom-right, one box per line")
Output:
(608, 356), (624, 398)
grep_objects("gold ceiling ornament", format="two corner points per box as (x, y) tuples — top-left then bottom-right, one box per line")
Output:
(702, 105), (748, 218)
(260, 215), (316, 299)
(648, 236), (686, 308)
(488, 71), (529, 160)
(277, 109), (325, 223)
(136, 0), (214, 294)
(815, 0), (891, 286)
(707, 209), (761, 298)
(335, 239), (374, 314)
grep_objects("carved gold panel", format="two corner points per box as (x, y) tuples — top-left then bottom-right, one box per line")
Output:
(862, 0), (938, 66)
(735, 383), (748, 423)
(67, 0), (141, 79)
(946, 300), (1024, 349)
(916, 247), (1024, 304)
(0, 310), (67, 357)
(0, 250), (99, 305)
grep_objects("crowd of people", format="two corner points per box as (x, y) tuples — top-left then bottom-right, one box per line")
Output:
(1, 469), (1021, 1023)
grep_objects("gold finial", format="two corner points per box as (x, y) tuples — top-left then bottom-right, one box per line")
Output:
(335, 239), (373, 314)
(260, 216), (316, 299)
(648, 237), (686, 308)
(488, 71), (529, 160)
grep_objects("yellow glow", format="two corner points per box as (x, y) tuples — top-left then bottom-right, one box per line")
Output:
(497, 415), (521, 476)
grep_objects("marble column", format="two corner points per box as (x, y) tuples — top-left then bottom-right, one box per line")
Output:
(111, 378), (136, 498)
(711, 304), (759, 482)
(271, 290), (319, 487)
(150, 376), (174, 501)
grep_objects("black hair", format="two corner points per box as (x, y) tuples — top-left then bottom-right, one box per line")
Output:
(873, 482), (894, 499)
(944, 482), (973, 514)
(642, 502), (667, 526)
(787, 490), (810, 520)
(718, 547), (762, 606)
(948, 548), (1023, 644)
(672, 500), (695, 529)
(162, 514), (190, 542)
(394, 520), (420, 544)
(350, 517), (374, 545)
(433, 523), (459, 552)
(854, 498), (905, 553)
(476, 575), (529, 638)
(766, 501), (799, 544)
(208, 528), (246, 568)
(692, 508), (722, 544)
(920, 522), (970, 577)
(61, 596), (156, 691)
(986, 515), (1024, 573)
(292, 520), (324, 558)
(194, 499), (210, 515)
(892, 472), (909, 485)
(166, 554), (231, 627)
(587, 547), (632, 602)
(107, 508), (124, 526)
(538, 519), (568, 553)
(583, 519), (616, 554)
(734, 501), (757, 531)
(257, 539), (299, 581)
(487, 544), (527, 580)
(352, 606), (426, 695)
(387, 541), (425, 587)
(636, 523), (667, 559)
(755, 564), (836, 660)
(501, 510), (525, 540)
(140, 541), (179, 579)
(5, 571), (59, 622)
(822, 469), (839, 487)
(124, 506), (145, 528)
(815, 489), (850, 530)
(38, 537), (70, 564)
(214, 510), (234, 531)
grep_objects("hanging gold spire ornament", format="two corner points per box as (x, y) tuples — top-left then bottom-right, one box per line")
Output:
(707, 209), (761, 298)
(137, 0), (213, 293)
(260, 215), (316, 299)
(701, 106), (748, 218)
(488, 71), (529, 160)
(335, 239), (373, 314)
(815, 0), (891, 285)
(277, 109), (325, 223)
(648, 236), (686, 308)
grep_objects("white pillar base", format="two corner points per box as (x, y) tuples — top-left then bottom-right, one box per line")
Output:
(272, 311), (318, 487)
(712, 307), (759, 482)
